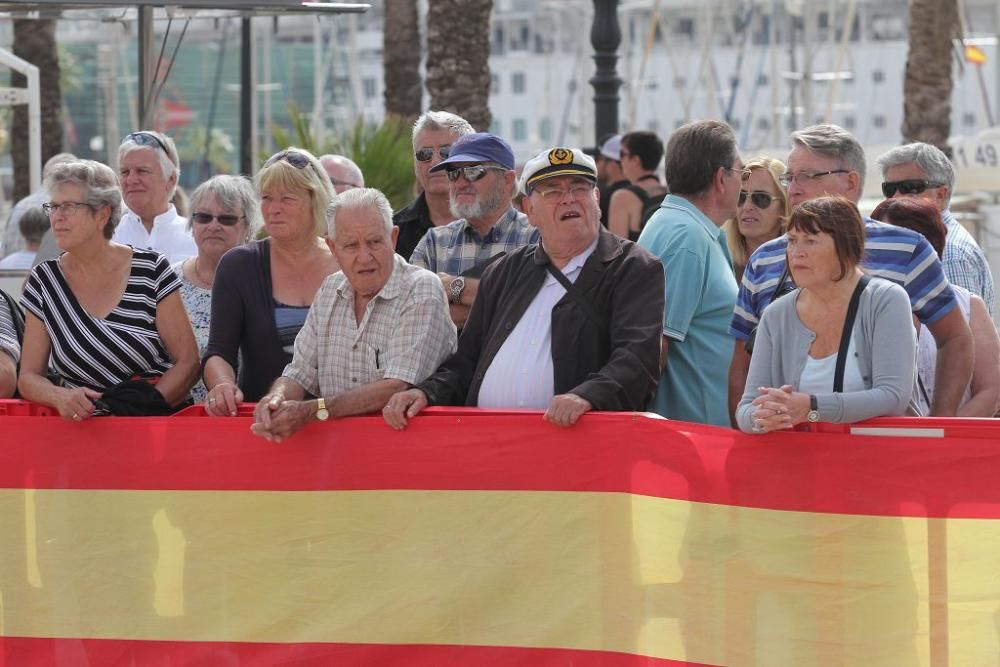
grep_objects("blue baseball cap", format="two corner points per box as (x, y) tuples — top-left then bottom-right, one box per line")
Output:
(429, 132), (515, 172)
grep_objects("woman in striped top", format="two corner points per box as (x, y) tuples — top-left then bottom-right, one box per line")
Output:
(17, 159), (199, 421)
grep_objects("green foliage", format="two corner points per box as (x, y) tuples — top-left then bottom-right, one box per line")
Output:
(268, 104), (416, 210)
(177, 127), (237, 176)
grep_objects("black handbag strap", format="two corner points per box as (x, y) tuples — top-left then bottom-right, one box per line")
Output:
(834, 275), (870, 392)
(545, 262), (608, 341)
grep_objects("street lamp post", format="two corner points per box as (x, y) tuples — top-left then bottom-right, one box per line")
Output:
(590, 0), (622, 146)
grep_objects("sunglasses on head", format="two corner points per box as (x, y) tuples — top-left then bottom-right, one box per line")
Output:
(264, 149), (312, 170)
(881, 179), (943, 198)
(446, 165), (505, 182)
(739, 190), (776, 209)
(191, 212), (245, 226)
(125, 131), (169, 154)
(414, 146), (451, 162)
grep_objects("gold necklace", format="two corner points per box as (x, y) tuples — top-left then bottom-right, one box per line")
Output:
(191, 257), (211, 288)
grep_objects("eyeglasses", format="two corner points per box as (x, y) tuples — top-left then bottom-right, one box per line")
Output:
(42, 201), (93, 216)
(533, 184), (595, 203)
(125, 131), (169, 154)
(263, 149), (312, 170)
(446, 166), (506, 182)
(414, 146), (451, 162)
(191, 212), (245, 226)
(739, 190), (776, 209)
(778, 169), (850, 186)
(881, 179), (944, 198)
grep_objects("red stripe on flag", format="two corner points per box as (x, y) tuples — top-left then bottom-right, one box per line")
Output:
(0, 637), (716, 666)
(2, 408), (1000, 518)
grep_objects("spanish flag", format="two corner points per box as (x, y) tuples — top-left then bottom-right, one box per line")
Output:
(0, 407), (998, 665)
(966, 44), (987, 65)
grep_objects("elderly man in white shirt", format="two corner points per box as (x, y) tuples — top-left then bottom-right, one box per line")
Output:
(113, 130), (196, 263)
(251, 187), (457, 442)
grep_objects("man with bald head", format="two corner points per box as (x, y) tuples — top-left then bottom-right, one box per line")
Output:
(319, 154), (364, 194)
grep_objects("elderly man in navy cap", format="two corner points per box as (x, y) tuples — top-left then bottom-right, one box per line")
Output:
(384, 147), (664, 429)
(409, 132), (538, 327)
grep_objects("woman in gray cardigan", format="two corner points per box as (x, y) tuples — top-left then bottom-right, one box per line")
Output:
(737, 197), (916, 433)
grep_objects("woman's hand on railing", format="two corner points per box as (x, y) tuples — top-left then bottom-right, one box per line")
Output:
(205, 381), (243, 417)
(750, 385), (809, 432)
(56, 386), (102, 422)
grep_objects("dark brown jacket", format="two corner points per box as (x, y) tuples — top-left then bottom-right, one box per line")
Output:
(419, 227), (664, 410)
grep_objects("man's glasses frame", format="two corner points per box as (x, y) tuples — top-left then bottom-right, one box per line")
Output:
(778, 169), (850, 186)
(125, 131), (169, 155)
(445, 165), (506, 182)
(191, 212), (246, 227)
(738, 190), (777, 209)
(533, 184), (595, 203)
(414, 146), (451, 162)
(881, 179), (944, 198)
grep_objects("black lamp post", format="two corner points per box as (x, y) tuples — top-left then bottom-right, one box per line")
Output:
(590, 0), (622, 145)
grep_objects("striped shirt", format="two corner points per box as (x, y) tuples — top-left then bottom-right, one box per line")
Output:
(0, 294), (17, 364)
(942, 210), (995, 318)
(409, 207), (538, 276)
(730, 219), (958, 341)
(21, 248), (181, 391)
(283, 255), (457, 397)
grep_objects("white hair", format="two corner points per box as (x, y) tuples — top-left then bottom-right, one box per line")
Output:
(325, 187), (394, 240)
(791, 124), (867, 191)
(118, 130), (180, 199)
(412, 110), (474, 148)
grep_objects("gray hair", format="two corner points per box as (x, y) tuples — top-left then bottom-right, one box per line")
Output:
(42, 152), (77, 179)
(325, 187), (393, 240)
(189, 174), (263, 237)
(319, 154), (365, 187)
(45, 159), (123, 239)
(118, 130), (180, 199)
(412, 110), (474, 148)
(876, 142), (955, 206)
(791, 124), (867, 191)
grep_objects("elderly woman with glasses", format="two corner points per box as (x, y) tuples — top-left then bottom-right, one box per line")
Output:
(202, 147), (339, 416)
(172, 175), (262, 402)
(18, 159), (199, 420)
(723, 157), (790, 281)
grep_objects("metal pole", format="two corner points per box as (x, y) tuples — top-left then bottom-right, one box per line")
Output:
(240, 16), (255, 175)
(0, 48), (41, 192)
(137, 6), (154, 127)
(590, 0), (622, 146)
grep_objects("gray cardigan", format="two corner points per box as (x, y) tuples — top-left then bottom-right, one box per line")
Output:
(736, 277), (917, 432)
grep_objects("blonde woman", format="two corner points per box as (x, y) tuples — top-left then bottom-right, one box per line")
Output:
(724, 157), (789, 281)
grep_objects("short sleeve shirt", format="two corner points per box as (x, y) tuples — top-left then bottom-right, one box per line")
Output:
(409, 207), (538, 275)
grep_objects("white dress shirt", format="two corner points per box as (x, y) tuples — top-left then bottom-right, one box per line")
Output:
(477, 240), (598, 409)
(112, 205), (196, 263)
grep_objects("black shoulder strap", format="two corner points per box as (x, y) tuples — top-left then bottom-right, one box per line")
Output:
(545, 261), (609, 341)
(833, 275), (870, 392)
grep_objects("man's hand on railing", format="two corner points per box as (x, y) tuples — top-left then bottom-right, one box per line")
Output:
(382, 388), (429, 430)
(543, 393), (592, 427)
(251, 393), (312, 443)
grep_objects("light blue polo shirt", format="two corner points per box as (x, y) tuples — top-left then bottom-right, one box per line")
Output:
(637, 195), (738, 426)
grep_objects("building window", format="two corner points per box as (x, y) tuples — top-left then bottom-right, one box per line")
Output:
(512, 72), (526, 94)
(513, 118), (527, 141)
(963, 112), (976, 126)
(489, 119), (502, 136)
(676, 17), (695, 38)
(872, 69), (885, 84)
(648, 119), (660, 133)
(673, 75), (687, 89)
(873, 115), (886, 129)
(757, 117), (770, 131)
(843, 115), (856, 129)
(539, 117), (552, 141)
(491, 74), (500, 95)
(362, 77), (377, 100)
(756, 73), (768, 86)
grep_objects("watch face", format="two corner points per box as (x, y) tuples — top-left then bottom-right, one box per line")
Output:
(807, 410), (819, 423)
(317, 408), (330, 421)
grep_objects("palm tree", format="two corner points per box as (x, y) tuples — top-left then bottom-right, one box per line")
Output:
(425, 0), (493, 130)
(901, 0), (959, 156)
(11, 19), (62, 201)
(383, 1), (422, 127)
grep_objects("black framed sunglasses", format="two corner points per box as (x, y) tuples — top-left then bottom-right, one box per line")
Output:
(264, 149), (312, 170)
(191, 212), (245, 226)
(738, 190), (776, 209)
(125, 131), (169, 154)
(414, 146), (451, 162)
(446, 166), (505, 182)
(881, 179), (944, 198)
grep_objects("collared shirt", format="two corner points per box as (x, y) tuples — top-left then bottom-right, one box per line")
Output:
(112, 205), (197, 264)
(477, 239), (598, 409)
(730, 218), (958, 341)
(638, 194), (738, 427)
(283, 254), (457, 397)
(941, 209), (995, 317)
(409, 207), (538, 276)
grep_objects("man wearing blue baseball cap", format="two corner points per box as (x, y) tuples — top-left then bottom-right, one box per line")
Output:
(383, 146), (664, 430)
(409, 132), (537, 328)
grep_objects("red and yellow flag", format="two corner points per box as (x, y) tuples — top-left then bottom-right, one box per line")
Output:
(0, 407), (998, 665)
(966, 44), (987, 65)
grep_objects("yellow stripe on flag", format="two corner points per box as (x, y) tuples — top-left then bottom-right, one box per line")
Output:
(2, 488), (1000, 665)
(966, 45), (987, 65)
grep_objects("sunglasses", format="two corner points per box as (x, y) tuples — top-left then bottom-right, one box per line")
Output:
(263, 149), (312, 170)
(881, 179), (943, 198)
(739, 190), (776, 209)
(125, 131), (169, 154)
(191, 212), (245, 226)
(446, 166), (506, 182)
(414, 146), (451, 162)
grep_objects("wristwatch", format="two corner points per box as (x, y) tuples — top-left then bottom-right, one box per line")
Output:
(448, 276), (466, 304)
(316, 397), (330, 421)
(806, 395), (820, 423)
